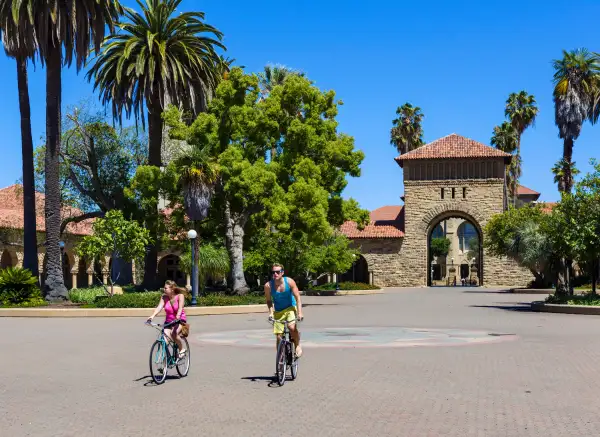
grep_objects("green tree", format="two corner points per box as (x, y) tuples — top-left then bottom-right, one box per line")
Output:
(76, 210), (151, 296)
(258, 64), (305, 97)
(6, 0), (122, 301)
(87, 0), (225, 289)
(430, 237), (451, 258)
(0, 1), (38, 278)
(552, 49), (598, 194)
(390, 103), (424, 155)
(505, 91), (538, 204)
(165, 68), (368, 294)
(179, 244), (230, 293)
(491, 121), (518, 205)
(484, 205), (555, 288)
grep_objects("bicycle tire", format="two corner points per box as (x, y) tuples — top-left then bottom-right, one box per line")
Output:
(276, 340), (287, 386)
(149, 340), (168, 384)
(290, 345), (299, 380)
(176, 337), (190, 377)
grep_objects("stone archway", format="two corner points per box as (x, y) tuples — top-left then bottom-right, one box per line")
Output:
(426, 212), (483, 287)
(158, 254), (186, 286)
(339, 255), (370, 284)
(0, 250), (16, 269)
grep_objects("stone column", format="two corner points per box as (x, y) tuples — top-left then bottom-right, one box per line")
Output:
(15, 251), (24, 268)
(71, 274), (78, 289)
(186, 274), (191, 288)
(369, 272), (374, 285)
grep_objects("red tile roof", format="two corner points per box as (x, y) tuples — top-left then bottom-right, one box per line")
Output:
(540, 202), (557, 213)
(516, 185), (540, 196)
(395, 134), (511, 167)
(340, 206), (404, 239)
(0, 185), (94, 236)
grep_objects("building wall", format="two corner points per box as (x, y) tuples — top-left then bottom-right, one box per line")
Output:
(353, 165), (533, 288)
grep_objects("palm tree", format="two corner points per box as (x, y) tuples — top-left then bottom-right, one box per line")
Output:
(552, 159), (581, 192)
(6, 0), (122, 300)
(491, 121), (518, 208)
(0, 2), (38, 278)
(552, 49), (599, 194)
(87, 0), (225, 288)
(390, 103), (424, 155)
(258, 64), (304, 97)
(505, 91), (538, 203)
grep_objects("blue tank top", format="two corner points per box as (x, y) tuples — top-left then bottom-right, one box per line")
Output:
(270, 277), (296, 312)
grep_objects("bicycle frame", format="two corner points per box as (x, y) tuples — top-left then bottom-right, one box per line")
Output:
(147, 322), (180, 367)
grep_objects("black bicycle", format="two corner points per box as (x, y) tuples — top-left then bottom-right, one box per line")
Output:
(145, 320), (190, 384)
(268, 316), (302, 386)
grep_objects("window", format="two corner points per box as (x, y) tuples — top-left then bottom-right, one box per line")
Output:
(441, 188), (444, 199)
(457, 222), (478, 253)
(452, 188), (455, 199)
(431, 224), (444, 239)
(463, 187), (467, 198)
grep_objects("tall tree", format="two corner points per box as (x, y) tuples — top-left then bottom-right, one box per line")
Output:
(7, 0), (122, 301)
(552, 49), (598, 194)
(505, 91), (538, 203)
(87, 0), (225, 288)
(0, 2), (38, 277)
(390, 103), (424, 155)
(258, 64), (304, 97)
(491, 121), (518, 206)
(164, 69), (368, 294)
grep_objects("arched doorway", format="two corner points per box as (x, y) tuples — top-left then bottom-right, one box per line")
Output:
(339, 255), (370, 284)
(158, 255), (185, 286)
(62, 253), (73, 289)
(77, 258), (88, 288)
(427, 214), (482, 287)
(0, 250), (15, 269)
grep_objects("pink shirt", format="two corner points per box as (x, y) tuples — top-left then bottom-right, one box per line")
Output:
(163, 295), (187, 323)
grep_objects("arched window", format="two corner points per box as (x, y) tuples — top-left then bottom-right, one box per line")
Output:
(431, 224), (444, 239)
(457, 221), (478, 253)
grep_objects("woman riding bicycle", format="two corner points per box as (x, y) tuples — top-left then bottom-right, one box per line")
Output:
(147, 280), (188, 359)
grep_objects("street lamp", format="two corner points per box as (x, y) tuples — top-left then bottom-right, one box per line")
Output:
(187, 229), (198, 306)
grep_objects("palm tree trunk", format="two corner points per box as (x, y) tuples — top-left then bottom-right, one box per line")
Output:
(142, 108), (163, 289)
(224, 199), (250, 295)
(562, 137), (574, 193)
(16, 55), (38, 278)
(43, 46), (67, 301)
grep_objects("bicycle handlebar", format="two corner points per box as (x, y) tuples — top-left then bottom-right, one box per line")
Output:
(268, 316), (303, 325)
(145, 319), (181, 329)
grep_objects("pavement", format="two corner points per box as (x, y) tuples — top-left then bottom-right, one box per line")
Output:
(2, 287), (600, 436)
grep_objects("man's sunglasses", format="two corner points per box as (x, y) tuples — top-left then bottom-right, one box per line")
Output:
(272, 270), (283, 275)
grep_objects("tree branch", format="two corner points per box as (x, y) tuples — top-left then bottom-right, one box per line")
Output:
(60, 211), (105, 236)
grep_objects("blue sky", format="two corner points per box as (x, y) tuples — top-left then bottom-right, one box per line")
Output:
(1, 0), (599, 211)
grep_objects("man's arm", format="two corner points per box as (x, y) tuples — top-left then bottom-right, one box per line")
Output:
(264, 282), (273, 317)
(289, 278), (303, 320)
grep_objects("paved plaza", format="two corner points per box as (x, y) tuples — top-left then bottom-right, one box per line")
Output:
(2, 287), (600, 436)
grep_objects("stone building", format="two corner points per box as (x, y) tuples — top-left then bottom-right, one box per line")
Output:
(0, 185), (188, 289)
(340, 134), (543, 288)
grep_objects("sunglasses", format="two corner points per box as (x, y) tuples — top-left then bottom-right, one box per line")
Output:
(272, 270), (283, 275)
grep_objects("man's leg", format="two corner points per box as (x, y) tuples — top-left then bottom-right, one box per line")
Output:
(289, 324), (302, 357)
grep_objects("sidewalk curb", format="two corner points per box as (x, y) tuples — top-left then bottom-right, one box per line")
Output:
(530, 301), (600, 315)
(0, 304), (268, 318)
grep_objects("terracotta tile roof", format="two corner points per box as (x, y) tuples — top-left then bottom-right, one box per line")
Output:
(340, 206), (404, 239)
(395, 134), (511, 167)
(540, 202), (557, 213)
(0, 184), (94, 236)
(516, 185), (540, 196)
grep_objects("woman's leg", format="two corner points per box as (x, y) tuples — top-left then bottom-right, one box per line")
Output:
(172, 325), (185, 354)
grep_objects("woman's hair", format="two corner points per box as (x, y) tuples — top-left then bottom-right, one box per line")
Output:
(164, 280), (190, 298)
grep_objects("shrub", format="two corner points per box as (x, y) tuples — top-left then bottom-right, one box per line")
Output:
(86, 291), (265, 308)
(68, 287), (108, 304)
(312, 281), (380, 291)
(0, 267), (42, 305)
(546, 293), (600, 306)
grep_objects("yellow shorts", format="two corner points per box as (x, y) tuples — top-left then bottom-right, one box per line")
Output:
(272, 306), (297, 335)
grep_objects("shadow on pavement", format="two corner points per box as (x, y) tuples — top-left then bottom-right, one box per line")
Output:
(469, 303), (533, 312)
(463, 290), (511, 294)
(240, 375), (282, 388)
(134, 374), (181, 387)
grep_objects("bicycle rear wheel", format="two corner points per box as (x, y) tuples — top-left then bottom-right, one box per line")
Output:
(276, 340), (287, 386)
(149, 340), (168, 384)
(176, 337), (190, 377)
(290, 344), (299, 380)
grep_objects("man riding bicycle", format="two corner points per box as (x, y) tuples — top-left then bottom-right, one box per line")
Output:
(264, 263), (304, 357)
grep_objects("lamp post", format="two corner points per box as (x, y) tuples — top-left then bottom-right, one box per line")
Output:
(187, 230), (198, 306)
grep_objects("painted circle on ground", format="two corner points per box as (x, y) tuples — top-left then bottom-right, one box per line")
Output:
(192, 327), (517, 348)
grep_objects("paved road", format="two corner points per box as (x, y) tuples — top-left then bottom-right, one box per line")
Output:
(2, 287), (600, 436)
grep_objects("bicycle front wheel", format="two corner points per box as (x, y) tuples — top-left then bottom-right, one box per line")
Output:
(149, 340), (168, 384)
(176, 337), (190, 377)
(276, 340), (287, 386)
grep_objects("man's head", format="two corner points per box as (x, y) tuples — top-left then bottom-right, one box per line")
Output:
(271, 263), (284, 279)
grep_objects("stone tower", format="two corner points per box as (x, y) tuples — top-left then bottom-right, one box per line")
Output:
(395, 134), (532, 287)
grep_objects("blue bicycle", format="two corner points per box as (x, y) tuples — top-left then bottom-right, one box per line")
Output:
(146, 320), (190, 384)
